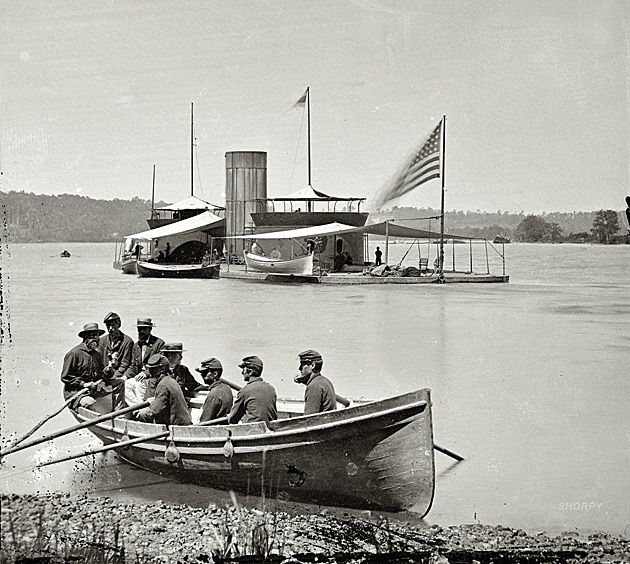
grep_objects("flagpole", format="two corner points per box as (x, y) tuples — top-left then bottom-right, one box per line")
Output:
(307, 87), (311, 188)
(439, 115), (446, 282)
(190, 102), (194, 197)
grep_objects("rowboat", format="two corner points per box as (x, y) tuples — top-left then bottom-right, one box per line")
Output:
(72, 388), (435, 513)
(244, 251), (314, 276)
(136, 261), (220, 279)
(120, 257), (138, 274)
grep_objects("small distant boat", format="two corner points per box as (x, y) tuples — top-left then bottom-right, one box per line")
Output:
(137, 261), (220, 279)
(493, 236), (511, 244)
(60, 250), (71, 258)
(244, 251), (314, 275)
(120, 257), (138, 274)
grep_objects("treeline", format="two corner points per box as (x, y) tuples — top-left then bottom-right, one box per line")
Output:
(0, 191), (166, 242)
(369, 206), (628, 243)
(0, 191), (627, 244)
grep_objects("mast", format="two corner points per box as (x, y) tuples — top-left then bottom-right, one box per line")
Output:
(438, 115), (446, 282)
(307, 87), (311, 188)
(151, 164), (156, 216)
(190, 102), (194, 197)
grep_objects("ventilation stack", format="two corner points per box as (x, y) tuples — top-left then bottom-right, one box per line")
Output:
(224, 151), (267, 258)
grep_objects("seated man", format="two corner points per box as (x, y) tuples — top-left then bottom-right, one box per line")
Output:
(60, 322), (125, 409)
(136, 355), (192, 426)
(294, 349), (337, 415)
(228, 356), (277, 424)
(269, 246), (281, 260)
(162, 342), (201, 398)
(196, 357), (233, 422)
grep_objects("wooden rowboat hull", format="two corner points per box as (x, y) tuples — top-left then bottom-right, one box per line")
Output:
(136, 261), (220, 279)
(74, 389), (435, 513)
(244, 252), (314, 276)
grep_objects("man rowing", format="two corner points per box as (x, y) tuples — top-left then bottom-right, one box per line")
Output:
(123, 318), (164, 405)
(136, 354), (192, 426)
(295, 349), (337, 415)
(99, 312), (133, 380)
(60, 322), (125, 409)
(227, 356), (277, 424)
(196, 357), (233, 422)
(161, 342), (201, 398)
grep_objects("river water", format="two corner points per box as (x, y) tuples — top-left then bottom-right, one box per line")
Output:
(0, 241), (628, 536)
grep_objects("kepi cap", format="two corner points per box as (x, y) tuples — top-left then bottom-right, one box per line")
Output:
(196, 357), (223, 372)
(78, 322), (106, 338)
(103, 312), (121, 324)
(238, 355), (263, 370)
(146, 354), (168, 370)
(162, 342), (185, 353)
(137, 318), (155, 327)
(298, 349), (322, 363)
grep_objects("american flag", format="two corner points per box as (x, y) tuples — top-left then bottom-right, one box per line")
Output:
(374, 121), (442, 208)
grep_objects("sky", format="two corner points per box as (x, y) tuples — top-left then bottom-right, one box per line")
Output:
(1, 0), (629, 213)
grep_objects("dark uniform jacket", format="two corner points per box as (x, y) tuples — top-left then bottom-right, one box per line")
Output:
(304, 373), (337, 415)
(146, 375), (192, 426)
(200, 381), (234, 422)
(172, 364), (201, 398)
(60, 343), (104, 394)
(122, 334), (165, 379)
(228, 377), (277, 424)
(98, 332), (134, 379)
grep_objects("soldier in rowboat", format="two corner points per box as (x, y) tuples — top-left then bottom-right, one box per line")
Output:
(136, 354), (192, 426)
(99, 312), (133, 380)
(60, 322), (125, 409)
(227, 356), (277, 424)
(294, 349), (337, 415)
(123, 318), (164, 405)
(196, 357), (233, 422)
(161, 342), (202, 398)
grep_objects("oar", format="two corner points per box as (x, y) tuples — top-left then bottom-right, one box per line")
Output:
(2, 389), (89, 453)
(0, 401), (150, 458)
(35, 415), (230, 469)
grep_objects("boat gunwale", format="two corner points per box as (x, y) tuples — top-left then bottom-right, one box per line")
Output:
(76, 396), (429, 445)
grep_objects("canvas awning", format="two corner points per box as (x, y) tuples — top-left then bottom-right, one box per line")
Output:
(228, 221), (475, 241)
(266, 185), (365, 202)
(156, 196), (223, 211)
(125, 211), (224, 241)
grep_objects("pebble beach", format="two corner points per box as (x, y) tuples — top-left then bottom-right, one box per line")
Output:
(1, 494), (628, 563)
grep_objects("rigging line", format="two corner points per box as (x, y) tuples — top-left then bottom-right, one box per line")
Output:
(194, 139), (205, 201)
(289, 108), (306, 192)
(397, 238), (419, 266)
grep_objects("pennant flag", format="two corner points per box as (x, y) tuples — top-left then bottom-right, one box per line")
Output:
(293, 89), (308, 107)
(373, 120), (442, 209)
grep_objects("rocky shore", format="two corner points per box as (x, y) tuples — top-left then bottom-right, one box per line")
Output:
(1, 494), (628, 563)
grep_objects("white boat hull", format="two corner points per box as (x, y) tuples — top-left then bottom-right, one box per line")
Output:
(244, 252), (314, 275)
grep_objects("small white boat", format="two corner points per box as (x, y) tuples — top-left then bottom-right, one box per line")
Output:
(244, 251), (314, 275)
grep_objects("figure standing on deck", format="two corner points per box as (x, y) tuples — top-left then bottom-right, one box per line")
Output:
(136, 354), (192, 426)
(196, 357), (233, 422)
(228, 356), (277, 424)
(123, 318), (165, 405)
(374, 246), (382, 266)
(99, 312), (133, 380)
(60, 322), (124, 409)
(294, 349), (337, 415)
